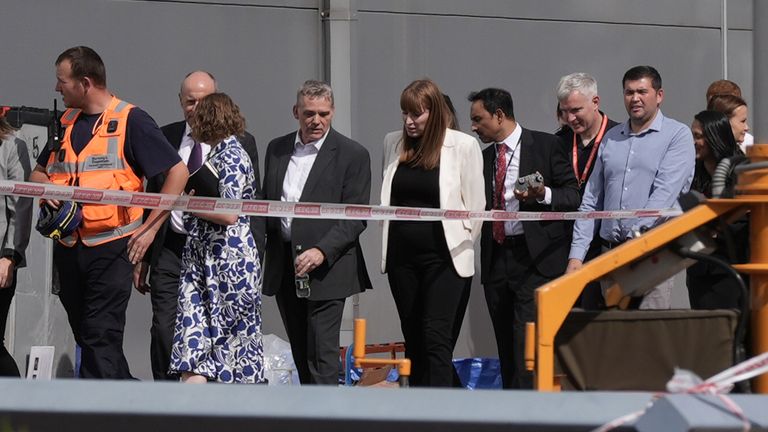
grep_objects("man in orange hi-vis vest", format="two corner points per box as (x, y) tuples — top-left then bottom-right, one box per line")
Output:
(29, 46), (189, 379)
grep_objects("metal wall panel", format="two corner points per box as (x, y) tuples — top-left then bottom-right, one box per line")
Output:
(357, 0), (753, 30)
(1, 0), (754, 378)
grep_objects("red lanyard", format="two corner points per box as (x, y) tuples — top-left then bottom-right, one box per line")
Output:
(573, 113), (608, 187)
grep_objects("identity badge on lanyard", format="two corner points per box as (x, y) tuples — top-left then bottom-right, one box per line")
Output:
(573, 114), (608, 187)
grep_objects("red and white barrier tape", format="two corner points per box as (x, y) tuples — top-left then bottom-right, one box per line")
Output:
(593, 352), (768, 432)
(0, 180), (682, 222)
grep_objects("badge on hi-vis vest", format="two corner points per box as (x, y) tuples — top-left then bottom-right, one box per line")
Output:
(84, 154), (118, 170)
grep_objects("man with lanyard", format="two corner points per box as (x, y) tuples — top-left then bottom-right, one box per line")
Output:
(29, 46), (188, 378)
(555, 73), (618, 308)
(566, 65), (694, 309)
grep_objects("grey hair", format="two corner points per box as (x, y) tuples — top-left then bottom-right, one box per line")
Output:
(556, 73), (598, 101)
(296, 80), (334, 107)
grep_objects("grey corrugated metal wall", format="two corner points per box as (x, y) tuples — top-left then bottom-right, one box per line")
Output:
(1, 0), (753, 379)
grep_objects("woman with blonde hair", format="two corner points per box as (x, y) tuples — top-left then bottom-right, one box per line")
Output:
(168, 93), (263, 383)
(380, 79), (484, 387)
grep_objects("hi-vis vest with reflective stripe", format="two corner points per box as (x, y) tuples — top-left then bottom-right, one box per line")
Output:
(46, 96), (143, 246)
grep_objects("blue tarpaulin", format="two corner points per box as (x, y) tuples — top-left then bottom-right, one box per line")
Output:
(344, 347), (502, 389)
(453, 358), (502, 390)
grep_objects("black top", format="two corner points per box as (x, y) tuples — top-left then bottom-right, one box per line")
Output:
(37, 108), (181, 179)
(556, 113), (619, 196)
(388, 163), (445, 256)
(390, 163), (440, 208)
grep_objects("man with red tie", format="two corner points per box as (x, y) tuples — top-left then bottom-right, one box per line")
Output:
(468, 88), (579, 389)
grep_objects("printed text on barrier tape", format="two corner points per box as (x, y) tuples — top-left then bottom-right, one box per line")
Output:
(1, 180), (682, 222)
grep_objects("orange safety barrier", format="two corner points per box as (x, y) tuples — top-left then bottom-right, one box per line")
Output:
(353, 319), (411, 387)
(530, 143), (768, 393)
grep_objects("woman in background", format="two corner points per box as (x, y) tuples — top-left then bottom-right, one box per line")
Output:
(687, 110), (747, 310)
(168, 93), (263, 383)
(0, 113), (32, 377)
(380, 79), (485, 387)
(707, 94), (751, 154)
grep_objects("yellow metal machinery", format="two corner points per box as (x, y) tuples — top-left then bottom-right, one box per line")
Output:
(532, 144), (768, 393)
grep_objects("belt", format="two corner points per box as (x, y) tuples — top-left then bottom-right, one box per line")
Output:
(600, 238), (625, 250)
(502, 234), (526, 247)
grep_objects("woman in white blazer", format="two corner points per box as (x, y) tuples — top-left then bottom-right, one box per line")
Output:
(380, 79), (484, 387)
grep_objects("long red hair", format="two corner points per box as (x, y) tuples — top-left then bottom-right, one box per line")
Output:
(399, 79), (451, 169)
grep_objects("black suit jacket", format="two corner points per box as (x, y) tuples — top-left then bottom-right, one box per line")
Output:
(262, 128), (372, 301)
(144, 120), (265, 266)
(480, 128), (580, 282)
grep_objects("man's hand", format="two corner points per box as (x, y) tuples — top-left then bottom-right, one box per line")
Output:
(513, 182), (546, 203)
(42, 199), (61, 209)
(294, 247), (325, 277)
(127, 225), (159, 264)
(0, 258), (14, 289)
(29, 167), (60, 208)
(565, 258), (583, 274)
(133, 262), (150, 294)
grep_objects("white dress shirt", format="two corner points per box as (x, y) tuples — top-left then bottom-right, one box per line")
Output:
(495, 124), (552, 236)
(280, 129), (329, 240)
(171, 123), (211, 234)
(496, 125), (524, 236)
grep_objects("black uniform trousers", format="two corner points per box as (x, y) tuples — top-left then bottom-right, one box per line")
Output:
(55, 237), (134, 379)
(0, 274), (20, 377)
(148, 230), (186, 380)
(275, 244), (345, 385)
(484, 235), (551, 389)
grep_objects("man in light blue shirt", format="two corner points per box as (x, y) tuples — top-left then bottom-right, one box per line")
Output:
(566, 65), (695, 309)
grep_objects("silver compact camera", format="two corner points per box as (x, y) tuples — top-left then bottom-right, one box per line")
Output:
(514, 171), (544, 193)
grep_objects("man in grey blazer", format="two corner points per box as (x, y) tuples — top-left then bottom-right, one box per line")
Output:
(262, 80), (372, 385)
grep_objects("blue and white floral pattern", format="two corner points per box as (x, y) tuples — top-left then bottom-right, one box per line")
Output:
(169, 135), (263, 383)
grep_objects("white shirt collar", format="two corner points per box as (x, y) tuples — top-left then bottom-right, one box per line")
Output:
(294, 128), (330, 153)
(498, 123), (522, 150)
(181, 122), (194, 149)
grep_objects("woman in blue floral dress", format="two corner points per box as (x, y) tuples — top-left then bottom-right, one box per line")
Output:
(169, 93), (263, 383)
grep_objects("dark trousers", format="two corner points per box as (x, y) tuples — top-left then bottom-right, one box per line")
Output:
(55, 238), (134, 379)
(387, 225), (471, 388)
(0, 275), (20, 377)
(688, 273), (744, 310)
(484, 236), (552, 389)
(148, 240), (184, 381)
(579, 241), (605, 310)
(275, 246), (345, 385)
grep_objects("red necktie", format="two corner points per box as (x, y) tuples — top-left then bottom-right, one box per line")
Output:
(493, 143), (506, 244)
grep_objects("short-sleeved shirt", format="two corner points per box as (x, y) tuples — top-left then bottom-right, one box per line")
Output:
(37, 107), (181, 179)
